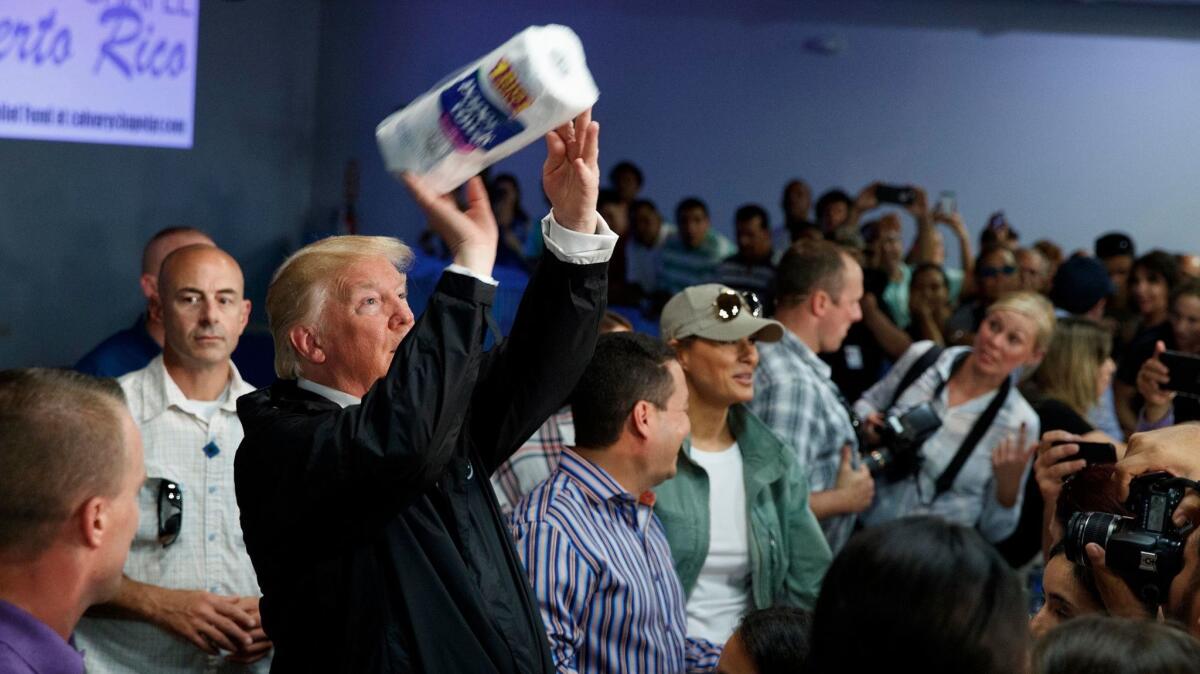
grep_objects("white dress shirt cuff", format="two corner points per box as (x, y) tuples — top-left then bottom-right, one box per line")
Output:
(443, 264), (499, 286)
(541, 210), (618, 265)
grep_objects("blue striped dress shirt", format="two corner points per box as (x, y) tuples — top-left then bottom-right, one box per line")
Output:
(510, 448), (722, 674)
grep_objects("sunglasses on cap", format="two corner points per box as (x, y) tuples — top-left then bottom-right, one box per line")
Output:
(158, 480), (182, 547)
(714, 289), (764, 321)
(979, 265), (1016, 279)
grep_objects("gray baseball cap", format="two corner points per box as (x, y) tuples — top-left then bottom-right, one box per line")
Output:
(659, 284), (784, 343)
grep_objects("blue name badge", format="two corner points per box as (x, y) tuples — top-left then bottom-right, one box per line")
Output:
(203, 441), (220, 459)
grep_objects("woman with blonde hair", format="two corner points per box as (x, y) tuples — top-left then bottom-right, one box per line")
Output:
(997, 316), (1121, 566)
(854, 291), (1054, 543)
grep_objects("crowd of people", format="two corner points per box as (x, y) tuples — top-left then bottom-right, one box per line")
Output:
(6, 107), (1200, 674)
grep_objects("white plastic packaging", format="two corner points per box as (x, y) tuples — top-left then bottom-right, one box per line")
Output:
(376, 25), (599, 194)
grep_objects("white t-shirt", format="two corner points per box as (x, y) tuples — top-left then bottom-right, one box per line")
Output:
(685, 441), (752, 643)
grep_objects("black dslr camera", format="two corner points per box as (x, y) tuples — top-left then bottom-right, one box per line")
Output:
(1065, 472), (1191, 605)
(861, 402), (943, 482)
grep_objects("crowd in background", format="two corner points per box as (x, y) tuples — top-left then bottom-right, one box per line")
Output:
(8, 140), (1200, 674)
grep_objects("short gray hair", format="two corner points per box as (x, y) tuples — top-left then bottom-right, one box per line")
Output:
(266, 235), (414, 379)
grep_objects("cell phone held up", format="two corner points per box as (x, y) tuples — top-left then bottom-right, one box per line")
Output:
(875, 184), (915, 206)
(1159, 350), (1200, 397)
(1051, 440), (1117, 466)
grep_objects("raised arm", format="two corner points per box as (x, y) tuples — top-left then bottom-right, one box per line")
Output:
(470, 110), (616, 472)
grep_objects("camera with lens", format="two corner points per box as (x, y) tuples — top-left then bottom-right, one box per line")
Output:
(861, 401), (943, 482)
(1065, 472), (1190, 605)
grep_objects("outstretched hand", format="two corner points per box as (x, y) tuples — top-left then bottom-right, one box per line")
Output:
(992, 423), (1036, 507)
(543, 108), (600, 233)
(402, 173), (498, 276)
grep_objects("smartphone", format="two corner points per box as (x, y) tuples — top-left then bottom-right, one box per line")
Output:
(1160, 349), (1200, 396)
(876, 184), (915, 206)
(936, 190), (956, 214)
(1051, 440), (1117, 466)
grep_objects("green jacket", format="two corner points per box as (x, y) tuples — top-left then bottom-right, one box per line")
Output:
(653, 404), (832, 611)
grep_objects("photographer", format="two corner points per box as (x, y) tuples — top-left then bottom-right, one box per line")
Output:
(1061, 423), (1200, 635)
(854, 291), (1053, 542)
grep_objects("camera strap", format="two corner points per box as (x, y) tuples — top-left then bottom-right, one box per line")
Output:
(931, 353), (1013, 498)
(886, 344), (945, 412)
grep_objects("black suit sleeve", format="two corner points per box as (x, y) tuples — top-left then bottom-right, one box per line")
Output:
(470, 252), (608, 475)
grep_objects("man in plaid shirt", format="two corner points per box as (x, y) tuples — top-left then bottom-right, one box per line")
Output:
(749, 241), (874, 553)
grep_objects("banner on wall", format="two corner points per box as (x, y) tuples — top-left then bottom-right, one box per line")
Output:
(0, 0), (199, 149)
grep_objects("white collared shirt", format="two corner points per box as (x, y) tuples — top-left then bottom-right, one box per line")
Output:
(76, 355), (268, 674)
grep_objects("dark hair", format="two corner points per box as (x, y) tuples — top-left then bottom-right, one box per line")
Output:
(489, 173), (528, 224)
(735, 203), (769, 231)
(911, 262), (950, 291)
(814, 189), (851, 224)
(630, 198), (660, 217)
(1045, 539), (1105, 610)
(1056, 463), (1132, 530)
(975, 244), (1017, 277)
(806, 517), (1028, 674)
(0, 369), (129, 559)
(1173, 278), (1200, 308)
(1033, 615), (1200, 674)
(776, 240), (853, 308)
(736, 607), (811, 673)
(1132, 249), (1181, 293)
(609, 161), (644, 188)
(675, 197), (708, 223)
(597, 189), (620, 209)
(570, 333), (677, 448)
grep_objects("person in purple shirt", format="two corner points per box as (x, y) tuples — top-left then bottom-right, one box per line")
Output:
(0, 369), (145, 673)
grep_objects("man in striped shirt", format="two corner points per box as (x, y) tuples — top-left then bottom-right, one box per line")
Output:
(511, 333), (721, 673)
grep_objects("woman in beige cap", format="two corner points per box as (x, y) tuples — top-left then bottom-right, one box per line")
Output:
(652, 284), (832, 646)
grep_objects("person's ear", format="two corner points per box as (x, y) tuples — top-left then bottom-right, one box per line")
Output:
(290, 325), (325, 365)
(238, 299), (252, 332)
(667, 340), (689, 372)
(148, 293), (164, 325)
(78, 497), (108, 549)
(811, 289), (830, 317)
(1026, 347), (1046, 369)
(630, 400), (655, 440)
(139, 273), (157, 302)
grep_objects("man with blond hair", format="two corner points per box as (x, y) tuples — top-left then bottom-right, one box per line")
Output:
(234, 110), (616, 672)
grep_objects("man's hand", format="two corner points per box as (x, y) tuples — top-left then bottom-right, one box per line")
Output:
(401, 173), (499, 276)
(992, 423), (1036, 507)
(1137, 341), (1175, 422)
(148, 588), (259, 655)
(834, 445), (875, 514)
(1034, 430), (1088, 504)
(224, 596), (273, 665)
(1120, 423), (1200, 527)
(543, 107), (599, 233)
(1084, 543), (1155, 619)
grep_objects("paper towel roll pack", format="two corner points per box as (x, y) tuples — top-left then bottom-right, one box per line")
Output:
(376, 25), (599, 194)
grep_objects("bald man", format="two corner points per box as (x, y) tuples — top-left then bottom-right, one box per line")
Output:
(76, 245), (272, 673)
(76, 227), (215, 378)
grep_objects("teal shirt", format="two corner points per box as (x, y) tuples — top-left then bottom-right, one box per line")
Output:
(657, 230), (736, 296)
(653, 405), (832, 611)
